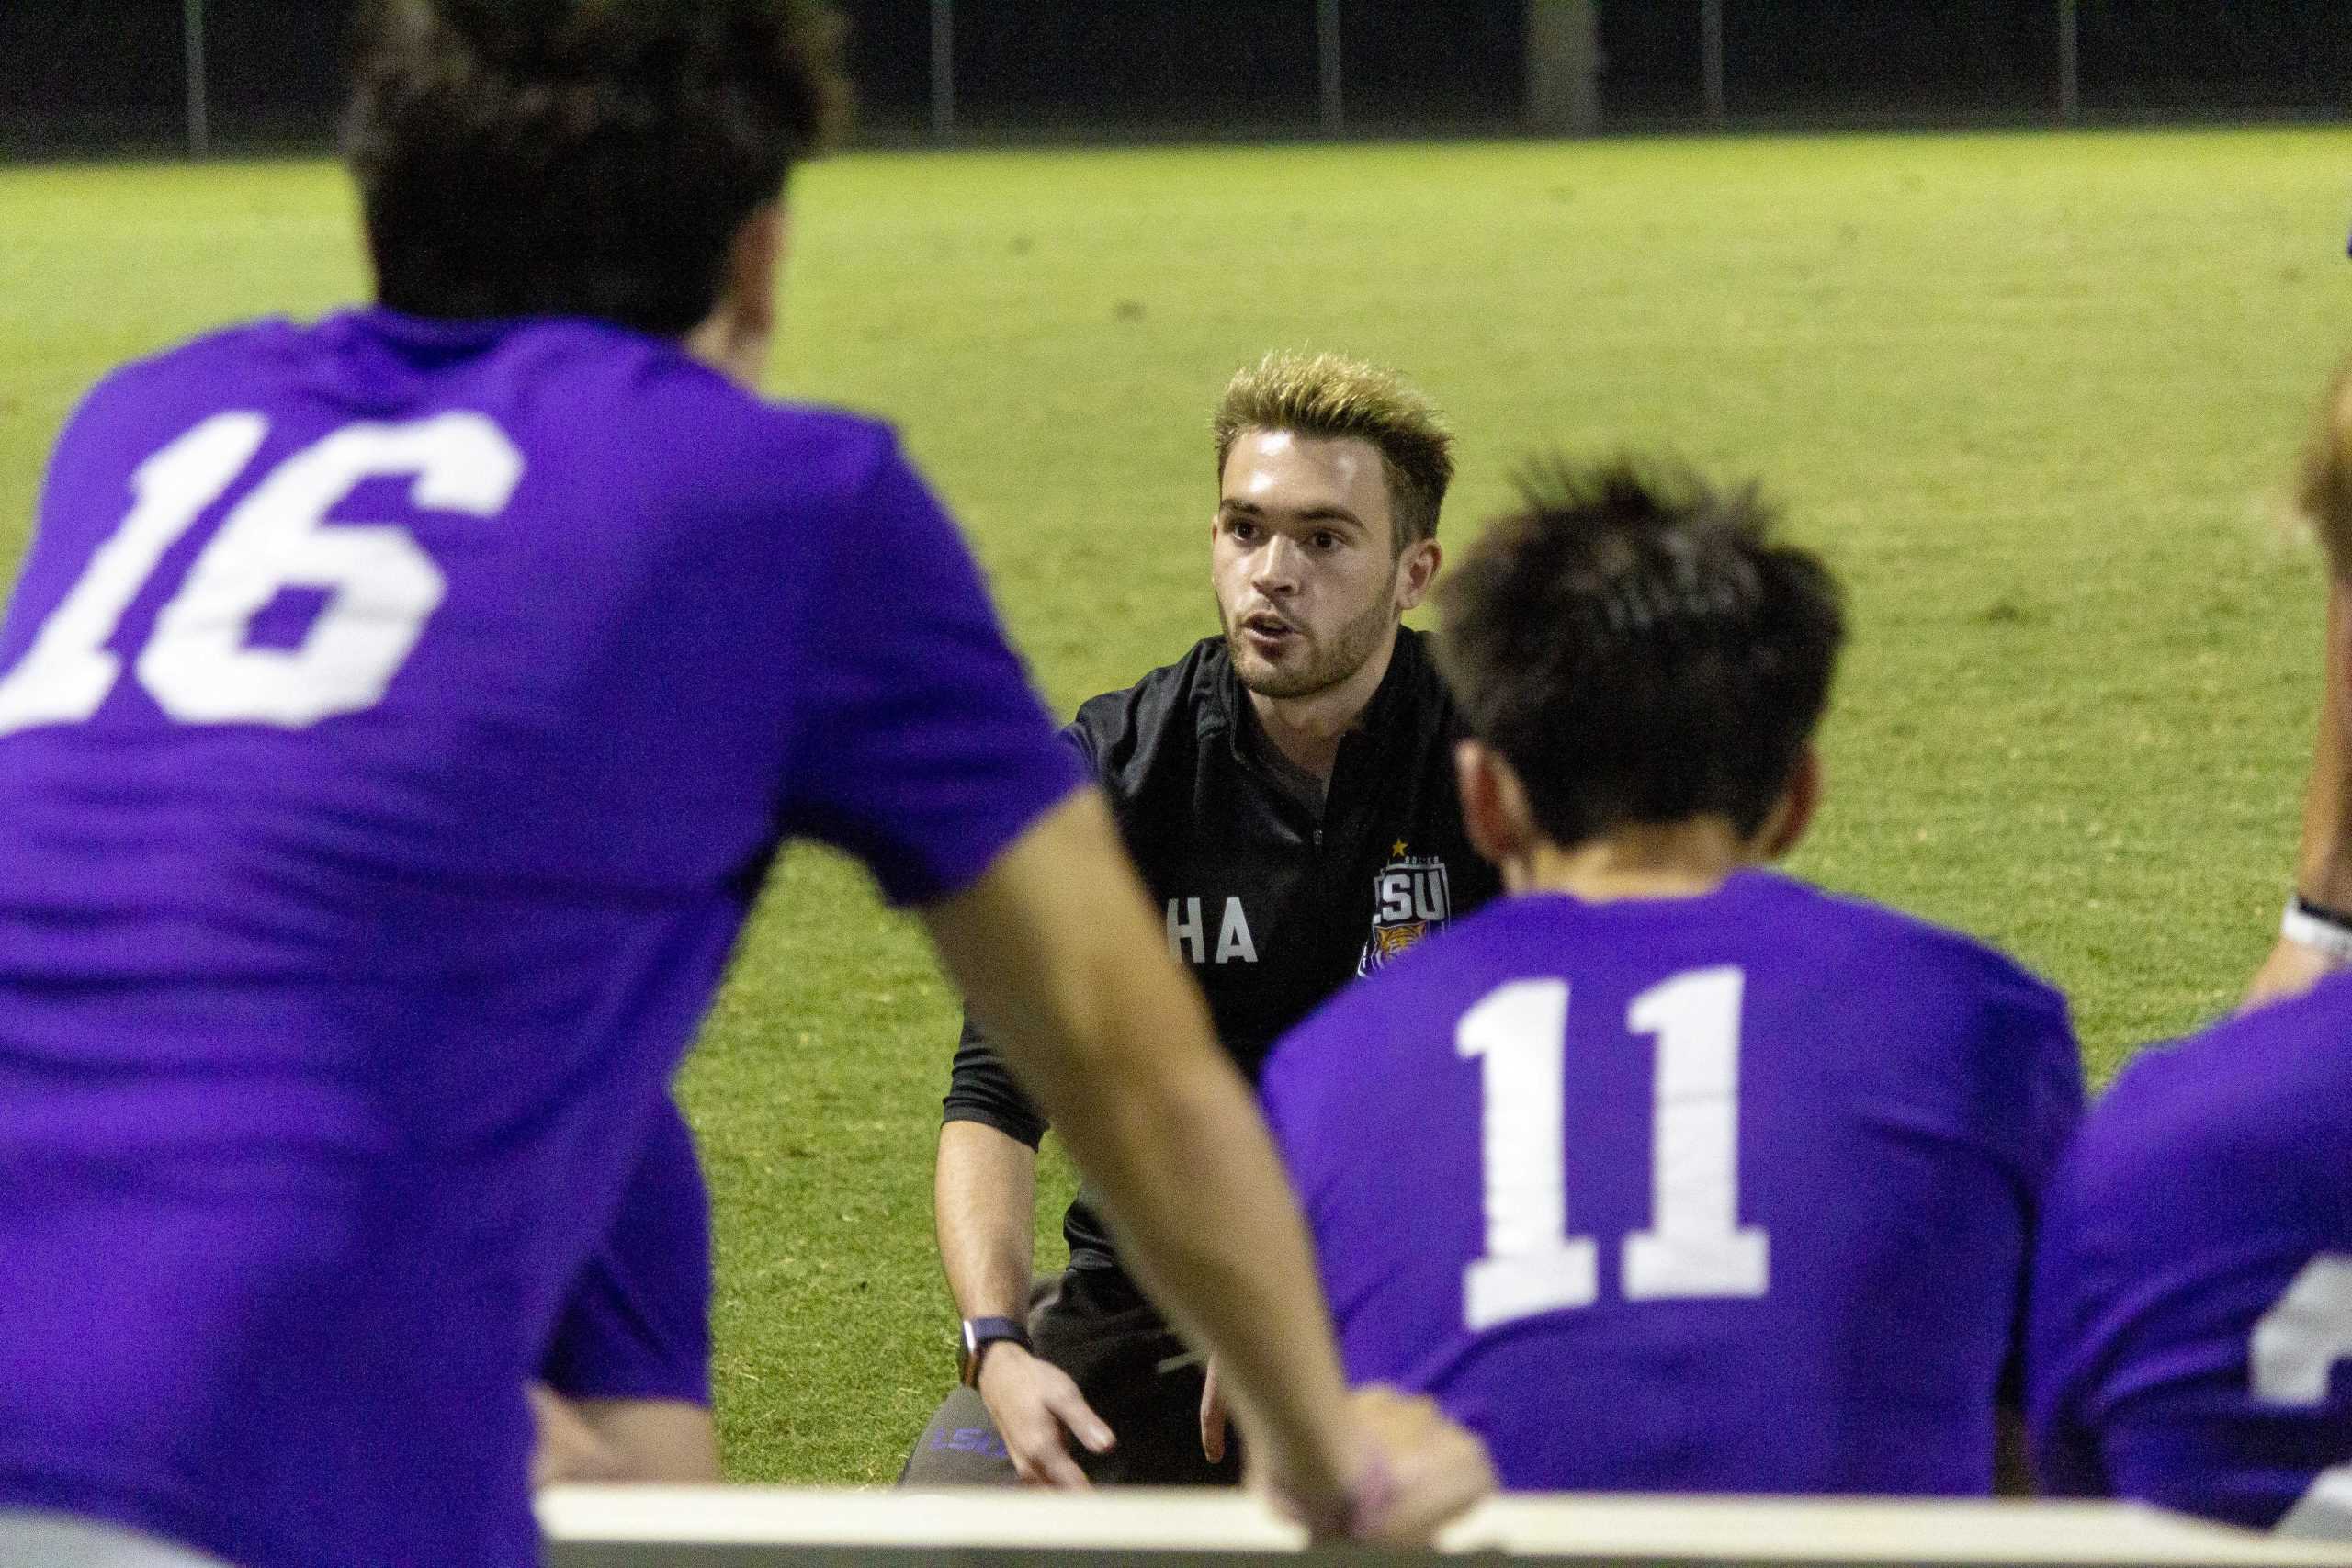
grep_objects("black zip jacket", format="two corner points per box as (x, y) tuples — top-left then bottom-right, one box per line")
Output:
(941, 626), (1501, 1273)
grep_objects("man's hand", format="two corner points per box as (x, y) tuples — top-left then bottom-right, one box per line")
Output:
(974, 1342), (1114, 1488)
(528, 1384), (628, 1488)
(1251, 1384), (1495, 1546)
(1334, 1386), (1498, 1546)
(1200, 1356), (1228, 1465)
(2245, 933), (2345, 1010)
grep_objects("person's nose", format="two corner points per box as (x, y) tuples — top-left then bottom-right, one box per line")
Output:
(1252, 534), (1304, 598)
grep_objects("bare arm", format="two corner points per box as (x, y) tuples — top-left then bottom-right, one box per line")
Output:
(936, 1119), (1036, 1325)
(2248, 579), (2352, 1006)
(921, 790), (1386, 1527)
(934, 1119), (1114, 1485)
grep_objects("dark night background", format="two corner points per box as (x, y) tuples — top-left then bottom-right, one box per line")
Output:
(2, 2), (2346, 153)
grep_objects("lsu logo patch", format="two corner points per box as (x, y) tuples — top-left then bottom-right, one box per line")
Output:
(1358, 844), (1452, 975)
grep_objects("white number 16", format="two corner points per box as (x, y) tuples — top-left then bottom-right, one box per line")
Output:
(0, 411), (523, 737)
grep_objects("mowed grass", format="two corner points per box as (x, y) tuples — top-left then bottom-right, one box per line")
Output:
(3, 127), (2348, 1482)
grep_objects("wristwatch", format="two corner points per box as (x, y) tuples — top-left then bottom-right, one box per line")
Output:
(958, 1316), (1032, 1388)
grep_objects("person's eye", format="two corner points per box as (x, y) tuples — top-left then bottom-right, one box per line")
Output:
(1311, 531), (1341, 551)
(1227, 518), (1259, 542)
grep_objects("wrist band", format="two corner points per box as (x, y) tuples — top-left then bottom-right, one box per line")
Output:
(2282, 894), (2352, 964)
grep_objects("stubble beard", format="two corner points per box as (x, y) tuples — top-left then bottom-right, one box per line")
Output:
(1221, 591), (1396, 702)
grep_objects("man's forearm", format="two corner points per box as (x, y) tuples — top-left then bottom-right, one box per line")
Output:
(936, 1119), (1038, 1323)
(2292, 579), (2352, 908)
(922, 791), (1358, 1511)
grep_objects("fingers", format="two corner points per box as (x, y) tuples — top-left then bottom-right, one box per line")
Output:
(1041, 1377), (1116, 1458)
(977, 1352), (1114, 1490)
(1199, 1360), (1227, 1464)
(1006, 1412), (1093, 1490)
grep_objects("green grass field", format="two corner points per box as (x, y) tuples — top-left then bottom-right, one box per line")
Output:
(3, 126), (2348, 1483)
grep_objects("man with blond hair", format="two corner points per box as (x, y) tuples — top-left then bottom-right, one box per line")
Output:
(901, 352), (1503, 1487)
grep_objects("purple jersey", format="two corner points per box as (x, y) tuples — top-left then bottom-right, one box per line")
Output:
(2029, 974), (2352, 1533)
(541, 1095), (711, 1406)
(1260, 871), (2083, 1495)
(0, 310), (1081, 1568)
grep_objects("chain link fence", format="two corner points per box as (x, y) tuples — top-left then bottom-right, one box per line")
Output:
(1, 1), (2345, 159)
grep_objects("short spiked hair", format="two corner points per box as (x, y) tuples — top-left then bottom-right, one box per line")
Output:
(1212, 351), (1453, 553)
(1436, 457), (1846, 849)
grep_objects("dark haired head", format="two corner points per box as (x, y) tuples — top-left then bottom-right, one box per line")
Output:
(1434, 457), (1846, 850)
(346, 0), (849, 333)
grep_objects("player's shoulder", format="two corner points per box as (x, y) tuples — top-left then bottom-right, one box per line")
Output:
(1283, 891), (1534, 1046)
(34, 319), (314, 493)
(1067, 636), (1228, 789)
(1261, 893), (1532, 1132)
(70, 316), (309, 423)
(2076, 975), (2352, 1188)
(485, 317), (901, 495)
(1758, 873), (2070, 1024)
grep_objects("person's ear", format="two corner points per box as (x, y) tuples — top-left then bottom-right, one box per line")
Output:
(1395, 536), (1442, 613)
(1456, 739), (1533, 872)
(1757, 746), (1822, 862)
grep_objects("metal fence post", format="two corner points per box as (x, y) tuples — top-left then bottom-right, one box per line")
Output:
(185, 0), (209, 156)
(1702, 0), (1726, 125)
(1317, 0), (1343, 136)
(931, 0), (955, 143)
(2057, 0), (2080, 122)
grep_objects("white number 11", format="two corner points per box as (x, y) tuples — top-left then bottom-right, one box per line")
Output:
(1458, 966), (1769, 1332)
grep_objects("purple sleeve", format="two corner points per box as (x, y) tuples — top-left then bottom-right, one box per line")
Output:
(780, 440), (1084, 906)
(1987, 971), (2085, 1408)
(540, 1098), (712, 1404)
(2020, 992), (2086, 1202)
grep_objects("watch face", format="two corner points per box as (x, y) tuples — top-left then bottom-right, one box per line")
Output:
(959, 1318), (1025, 1386)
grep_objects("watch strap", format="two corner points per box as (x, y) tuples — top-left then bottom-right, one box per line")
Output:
(2285, 893), (2352, 964)
(959, 1316), (1032, 1388)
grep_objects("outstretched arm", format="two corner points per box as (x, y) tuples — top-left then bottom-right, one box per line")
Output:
(2248, 579), (2352, 1007)
(920, 788), (1490, 1538)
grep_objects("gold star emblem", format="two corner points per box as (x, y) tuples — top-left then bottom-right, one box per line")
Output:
(1391, 840), (1408, 858)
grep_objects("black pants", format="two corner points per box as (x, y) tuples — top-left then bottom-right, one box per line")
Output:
(898, 1267), (1244, 1486)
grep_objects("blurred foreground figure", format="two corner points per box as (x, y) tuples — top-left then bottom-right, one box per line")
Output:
(2246, 367), (2352, 1006)
(0, 5), (1487, 1562)
(1258, 459), (2085, 1493)
(2029, 372), (2352, 1535)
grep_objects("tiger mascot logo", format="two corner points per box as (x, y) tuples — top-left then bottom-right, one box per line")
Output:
(1358, 843), (1453, 976)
